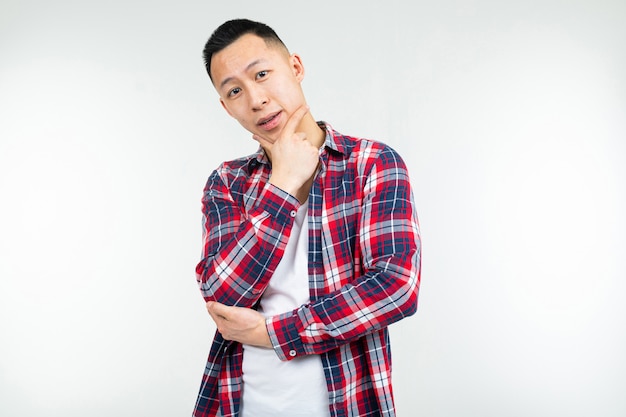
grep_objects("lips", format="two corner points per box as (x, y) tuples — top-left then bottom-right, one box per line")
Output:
(257, 111), (282, 131)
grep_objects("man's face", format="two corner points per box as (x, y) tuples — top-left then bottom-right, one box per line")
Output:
(211, 33), (306, 142)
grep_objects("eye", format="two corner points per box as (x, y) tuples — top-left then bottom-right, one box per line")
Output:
(228, 87), (241, 97)
(256, 70), (268, 80)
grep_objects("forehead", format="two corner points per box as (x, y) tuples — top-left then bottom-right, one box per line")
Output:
(211, 34), (287, 86)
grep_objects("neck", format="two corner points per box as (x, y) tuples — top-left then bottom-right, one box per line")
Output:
(301, 114), (325, 149)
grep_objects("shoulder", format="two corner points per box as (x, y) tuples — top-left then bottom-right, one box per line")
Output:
(323, 123), (407, 171)
(202, 149), (266, 201)
(211, 149), (265, 182)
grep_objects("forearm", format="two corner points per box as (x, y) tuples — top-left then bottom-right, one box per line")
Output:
(196, 175), (301, 307)
(266, 251), (420, 360)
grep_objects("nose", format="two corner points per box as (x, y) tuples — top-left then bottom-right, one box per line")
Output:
(248, 86), (268, 111)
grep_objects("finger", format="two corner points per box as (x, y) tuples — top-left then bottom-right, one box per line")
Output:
(252, 133), (272, 149)
(207, 301), (229, 320)
(206, 303), (219, 323)
(281, 104), (310, 137)
(252, 104), (309, 148)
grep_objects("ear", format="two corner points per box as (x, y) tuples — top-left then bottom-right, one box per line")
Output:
(289, 53), (305, 82)
(219, 97), (234, 118)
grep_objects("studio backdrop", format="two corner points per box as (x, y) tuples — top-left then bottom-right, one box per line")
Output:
(1, 1), (624, 416)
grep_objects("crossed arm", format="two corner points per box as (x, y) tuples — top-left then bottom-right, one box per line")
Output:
(198, 161), (420, 356)
(197, 110), (420, 356)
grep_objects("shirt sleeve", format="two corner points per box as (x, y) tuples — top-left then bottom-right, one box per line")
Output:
(195, 167), (301, 307)
(266, 144), (421, 361)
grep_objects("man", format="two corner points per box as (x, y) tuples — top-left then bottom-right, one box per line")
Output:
(194, 18), (421, 417)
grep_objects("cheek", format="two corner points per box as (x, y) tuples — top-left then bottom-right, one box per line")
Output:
(224, 102), (249, 122)
(275, 82), (305, 110)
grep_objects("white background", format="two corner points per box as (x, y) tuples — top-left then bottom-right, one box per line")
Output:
(1, 1), (625, 415)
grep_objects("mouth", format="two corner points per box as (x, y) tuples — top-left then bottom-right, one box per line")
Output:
(257, 111), (282, 130)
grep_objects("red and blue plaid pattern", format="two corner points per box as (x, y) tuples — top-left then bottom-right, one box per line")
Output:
(194, 123), (421, 417)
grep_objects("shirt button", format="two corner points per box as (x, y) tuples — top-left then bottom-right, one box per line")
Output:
(289, 350), (297, 357)
(290, 210), (297, 217)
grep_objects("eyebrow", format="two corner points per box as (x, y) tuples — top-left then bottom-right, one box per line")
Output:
(219, 59), (265, 90)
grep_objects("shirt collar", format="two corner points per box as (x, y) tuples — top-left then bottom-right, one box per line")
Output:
(249, 121), (349, 170)
(319, 121), (349, 156)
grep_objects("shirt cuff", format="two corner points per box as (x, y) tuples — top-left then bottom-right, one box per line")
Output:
(266, 308), (309, 361)
(254, 183), (300, 220)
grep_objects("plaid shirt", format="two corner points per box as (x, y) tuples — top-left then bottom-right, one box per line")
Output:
(194, 123), (421, 417)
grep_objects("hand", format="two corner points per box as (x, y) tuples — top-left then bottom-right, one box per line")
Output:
(253, 105), (319, 202)
(206, 301), (272, 348)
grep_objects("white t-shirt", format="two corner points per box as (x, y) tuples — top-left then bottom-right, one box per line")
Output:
(241, 202), (330, 417)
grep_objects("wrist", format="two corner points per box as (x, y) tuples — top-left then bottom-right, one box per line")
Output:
(268, 176), (300, 197)
(259, 317), (272, 348)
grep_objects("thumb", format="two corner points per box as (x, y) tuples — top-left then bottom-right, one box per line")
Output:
(252, 133), (272, 148)
(252, 134), (274, 160)
(208, 301), (229, 318)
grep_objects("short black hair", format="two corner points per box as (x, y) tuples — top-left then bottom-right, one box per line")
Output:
(203, 19), (288, 83)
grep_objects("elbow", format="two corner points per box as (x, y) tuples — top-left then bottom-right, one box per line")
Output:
(195, 260), (219, 302)
(404, 245), (421, 317)
(398, 258), (420, 319)
(405, 285), (419, 317)
(401, 272), (419, 318)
